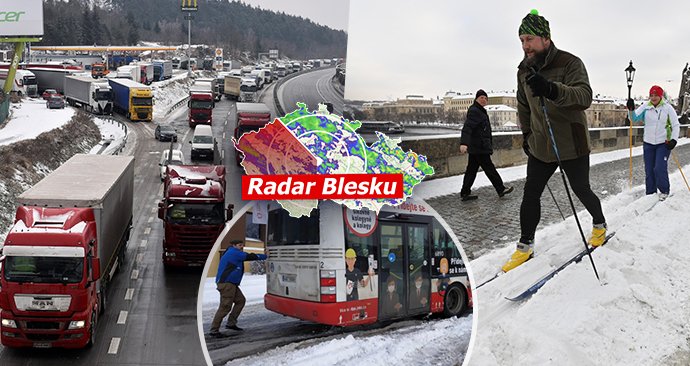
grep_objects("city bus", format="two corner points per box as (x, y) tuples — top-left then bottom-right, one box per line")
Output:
(264, 198), (472, 326)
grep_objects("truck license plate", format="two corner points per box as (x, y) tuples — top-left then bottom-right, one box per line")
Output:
(34, 342), (52, 349)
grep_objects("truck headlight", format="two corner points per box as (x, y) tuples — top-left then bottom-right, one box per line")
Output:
(1, 319), (17, 328)
(68, 320), (86, 329)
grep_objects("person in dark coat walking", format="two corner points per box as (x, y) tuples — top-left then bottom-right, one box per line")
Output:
(208, 240), (267, 337)
(459, 89), (514, 201)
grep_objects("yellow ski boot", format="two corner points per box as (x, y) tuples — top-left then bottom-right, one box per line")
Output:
(502, 241), (534, 273)
(589, 223), (607, 247)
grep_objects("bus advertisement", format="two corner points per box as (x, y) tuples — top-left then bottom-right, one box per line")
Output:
(263, 198), (472, 326)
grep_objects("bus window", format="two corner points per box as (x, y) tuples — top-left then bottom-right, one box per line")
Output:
(432, 218), (465, 277)
(344, 230), (376, 274)
(267, 209), (319, 246)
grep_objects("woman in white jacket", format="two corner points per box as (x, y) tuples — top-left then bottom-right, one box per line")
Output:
(628, 85), (680, 200)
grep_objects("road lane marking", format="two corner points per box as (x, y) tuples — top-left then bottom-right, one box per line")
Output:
(148, 217), (154, 223)
(131, 269), (139, 280)
(117, 311), (128, 325)
(151, 207), (156, 213)
(108, 337), (121, 354)
(140, 239), (147, 248)
(144, 227), (151, 235)
(125, 288), (134, 300)
(223, 132), (226, 139)
(136, 253), (144, 264)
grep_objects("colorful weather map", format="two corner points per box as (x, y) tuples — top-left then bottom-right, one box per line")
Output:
(234, 103), (434, 217)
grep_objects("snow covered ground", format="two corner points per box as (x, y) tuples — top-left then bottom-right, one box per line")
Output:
(0, 99), (75, 146)
(415, 138), (690, 200)
(152, 71), (194, 120)
(227, 317), (472, 366)
(468, 167), (690, 365)
(88, 117), (128, 155)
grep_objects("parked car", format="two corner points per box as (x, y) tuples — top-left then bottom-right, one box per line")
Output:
(46, 95), (65, 109)
(42, 88), (60, 100)
(159, 149), (185, 181)
(155, 124), (178, 142)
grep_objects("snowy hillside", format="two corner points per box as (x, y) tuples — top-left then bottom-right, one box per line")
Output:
(469, 168), (690, 365)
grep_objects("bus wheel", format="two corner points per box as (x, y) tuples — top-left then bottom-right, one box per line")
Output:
(443, 284), (467, 317)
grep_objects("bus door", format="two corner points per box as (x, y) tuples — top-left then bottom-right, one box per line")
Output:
(378, 222), (430, 320)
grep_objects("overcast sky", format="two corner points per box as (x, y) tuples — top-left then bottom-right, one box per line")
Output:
(238, 0), (349, 31)
(345, 0), (690, 101)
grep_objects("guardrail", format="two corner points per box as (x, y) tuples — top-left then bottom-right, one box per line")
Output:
(95, 115), (128, 155)
(164, 95), (190, 119)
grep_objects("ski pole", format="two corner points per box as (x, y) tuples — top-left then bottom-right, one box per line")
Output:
(539, 95), (600, 282)
(672, 151), (690, 192)
(546, 182), (565, 220)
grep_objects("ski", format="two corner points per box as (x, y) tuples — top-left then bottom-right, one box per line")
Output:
(504, 232), (616, 302)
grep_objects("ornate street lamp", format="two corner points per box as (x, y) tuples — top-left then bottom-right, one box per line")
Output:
(625, 60), (636, 188)
(625, 60), (636, 100)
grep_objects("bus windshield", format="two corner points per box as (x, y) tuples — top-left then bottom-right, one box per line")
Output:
(4, 256), (84, 284)
(267, 209), (319, 246)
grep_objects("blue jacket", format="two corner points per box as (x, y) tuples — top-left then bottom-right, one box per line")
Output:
(216, 247), (267, 285)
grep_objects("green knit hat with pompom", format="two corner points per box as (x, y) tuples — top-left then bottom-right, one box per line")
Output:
(519, 9), (550, 38)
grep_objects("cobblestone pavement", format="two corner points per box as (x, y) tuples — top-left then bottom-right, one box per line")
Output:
(426, 143), (690, 259)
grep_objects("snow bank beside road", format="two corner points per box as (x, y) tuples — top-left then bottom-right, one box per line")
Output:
(470, 168), (690, 365)
(152, 74), (194, 120)
(226, 316), (472, 366)
(0, 99), (75, 147)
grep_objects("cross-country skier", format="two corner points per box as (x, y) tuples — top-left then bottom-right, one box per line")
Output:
(502, 9), (608, 272)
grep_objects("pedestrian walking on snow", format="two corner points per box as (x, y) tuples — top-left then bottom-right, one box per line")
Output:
(628, 85), (680, 201)
(502, 10), (607, 272)
(208, 240), (267, 337)
(459, 89), (514, 201)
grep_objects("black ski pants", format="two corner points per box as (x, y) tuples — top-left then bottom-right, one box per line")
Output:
(461, 153), (506, 195)
(520, 154), (606, 243)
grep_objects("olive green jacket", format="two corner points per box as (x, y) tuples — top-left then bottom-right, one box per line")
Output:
(517, 43), (593, 163)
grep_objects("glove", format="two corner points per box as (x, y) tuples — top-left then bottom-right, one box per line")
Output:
(666, 139), (677, 150)
(526, 71), (559, 100)
(626, 98), (635, 111)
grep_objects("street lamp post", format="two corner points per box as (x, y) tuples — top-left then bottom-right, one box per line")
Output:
(625, 60), (636, 188)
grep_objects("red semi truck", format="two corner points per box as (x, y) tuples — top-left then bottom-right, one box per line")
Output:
(159, 165), (232, 268)
(188, 83), (214, 127)
(0, 154), (134, 349)
(234, 102), (272, 164)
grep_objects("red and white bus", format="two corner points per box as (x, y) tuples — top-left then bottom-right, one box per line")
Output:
(264, 198), (472, 326)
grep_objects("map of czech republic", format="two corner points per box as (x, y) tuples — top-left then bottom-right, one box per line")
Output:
(233, 103), (435, 217)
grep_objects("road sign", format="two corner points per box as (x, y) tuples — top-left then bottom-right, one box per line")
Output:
(215, 48), (223, 57)
(269, 49), (279, 59)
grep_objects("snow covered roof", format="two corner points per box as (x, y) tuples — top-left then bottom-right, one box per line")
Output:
(486, 104), (516, 112)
